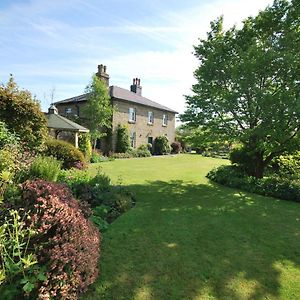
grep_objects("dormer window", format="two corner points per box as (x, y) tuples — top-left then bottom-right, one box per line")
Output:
(162, 114), (168, 126)
(148, 111), (154, 125)
(65, 107), (72, 114)
(128, 108), (136, 123)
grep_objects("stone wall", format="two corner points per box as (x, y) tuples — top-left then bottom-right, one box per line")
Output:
(112, 99), (176, 151)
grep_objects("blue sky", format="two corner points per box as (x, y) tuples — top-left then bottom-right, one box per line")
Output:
(0, 0), (273, 115)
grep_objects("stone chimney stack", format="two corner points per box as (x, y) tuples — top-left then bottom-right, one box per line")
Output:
(130, 77), (142, 96)
(96, 64), (110, 86)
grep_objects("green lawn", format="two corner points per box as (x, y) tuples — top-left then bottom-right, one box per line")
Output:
(83, 154), (300, 300)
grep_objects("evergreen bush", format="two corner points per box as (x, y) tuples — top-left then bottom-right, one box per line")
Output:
(115, 124), (130, 153)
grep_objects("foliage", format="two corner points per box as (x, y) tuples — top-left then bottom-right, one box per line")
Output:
(21, 180), (100, 299)
(0, 121), (19, 149)
(78, 133), (92, 161)
(0, 75), (48, 150)
(154, 136), (171, 155)
(44, 138), (86, 169)
(90, 206), (109, 232)
(115, 124), (130, 153)
(136, 144), (151, 157)
(91, 150), (115, 163)
(28, 156), (62, 182)
(272, 151), (300, 180)
(59, 168), (135, 224)
(83, 75), (113, 148)
(171, 141), (182, 154)
(0, 209), (44, 299)
(111, 152), (134, 159)
(0, 144), (35, 184)
(58, 168), (111, 207)
(207, 165), (300, 202)
(91, 187), (135, 223)
(181, 0), (300, 178)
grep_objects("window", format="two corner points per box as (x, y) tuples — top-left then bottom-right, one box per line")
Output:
(130, 131), (136, 148)
(148, 111), (154, 124)
(162, 114), (168, 126)
(128, 108), (136, 123)
(65, 107), (72, 114)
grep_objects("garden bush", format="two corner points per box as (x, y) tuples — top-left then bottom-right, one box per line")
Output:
(207, 165), (300, 202)
(28, 156), (61, 182)
(136, 144), (151, 157)
(91, 150), (115, 163)
(115, 124), (130, 153)
(271, 151), (300, 180)
(0, 209), (43, 300)
(154, 136), (171, 155)
(171, 141), (182, 154)
(21, 180), (100, 299)
(78, 133), (92, 161)
(0, 76), (48, 150)
(44, 139), (85, 169)
(0, 121), (19, 149)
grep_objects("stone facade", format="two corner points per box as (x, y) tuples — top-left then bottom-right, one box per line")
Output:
(111, 99), (175, 151)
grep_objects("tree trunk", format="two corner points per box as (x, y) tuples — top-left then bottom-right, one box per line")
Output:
(250, 152), (265, 179)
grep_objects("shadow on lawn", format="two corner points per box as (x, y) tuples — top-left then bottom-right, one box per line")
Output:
(85, 180), (300, 300)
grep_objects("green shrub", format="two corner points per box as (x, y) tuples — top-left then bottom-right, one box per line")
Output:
(44, 138), (85, 169)
(0, 76), (48, 150)
(136, 145), (151, 157)
(90, 205), (109, 232)
(154, 136), (171, 155)
(115, 124), (130, 153)
(28, 156), (61, 182)
(79, 133), (92, 161)
(0, 121), (19, 149)
(0, 209), (43, 299)
(91, 150), (115, 163)
(272, 151), (300, 180)
(111, 152), (134, 159)
(207, 165), (300, 202)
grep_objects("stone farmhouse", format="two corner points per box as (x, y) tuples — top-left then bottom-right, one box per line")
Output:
(54, 65), (177, 152)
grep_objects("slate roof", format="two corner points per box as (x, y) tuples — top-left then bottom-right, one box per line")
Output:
(54, 86), (178, 114)
(46, 113), (89, 132)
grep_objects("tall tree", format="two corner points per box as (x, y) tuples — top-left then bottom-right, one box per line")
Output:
(83, 75), (113, 149)
(181, 0), (300, 178)
(0, 75), (47, 150)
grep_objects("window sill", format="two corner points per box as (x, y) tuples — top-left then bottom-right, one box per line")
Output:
(147, 122), (154, 126)
(128, 120), (136, 124)
(162, 124), (168, 127)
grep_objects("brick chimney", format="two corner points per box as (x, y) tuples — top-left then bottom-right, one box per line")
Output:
(96, 64), (110, 86)
(130, 78), (142, 96)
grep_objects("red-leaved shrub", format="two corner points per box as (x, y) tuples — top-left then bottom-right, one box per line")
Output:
(22, 180), (100, 300)
(171, 141), (182, 154)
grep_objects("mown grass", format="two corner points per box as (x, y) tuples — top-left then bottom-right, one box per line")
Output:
(83, 154), (300, 300)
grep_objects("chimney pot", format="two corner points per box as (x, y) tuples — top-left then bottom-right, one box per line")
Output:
(104, 65), (107, 73)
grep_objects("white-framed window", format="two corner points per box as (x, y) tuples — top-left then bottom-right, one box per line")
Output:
(65, 107), (72, 114)
(128, 107), (136, 123)
(130, 131), (136, 148)
(162, 114), (168, 126)
(148, 111), (154, 124)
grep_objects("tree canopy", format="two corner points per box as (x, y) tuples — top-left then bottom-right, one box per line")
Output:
(0, 75), (47, 150)
(181, 0), (300, 177)
(83, 75), (113, 148)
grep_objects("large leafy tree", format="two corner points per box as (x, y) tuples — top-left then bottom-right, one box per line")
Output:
(0, 75), (47, 150)
(181, 0), (300, 178)
(83, 75), (113, 149)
